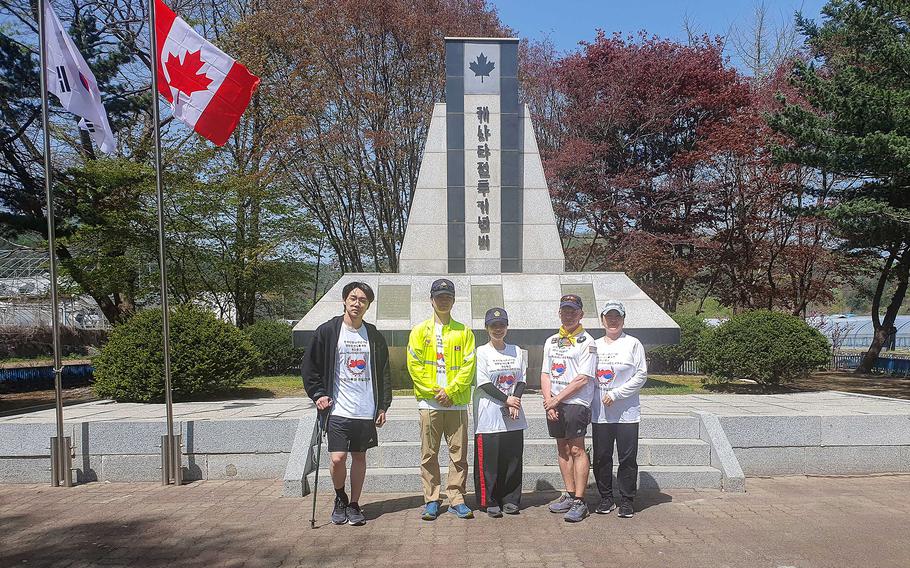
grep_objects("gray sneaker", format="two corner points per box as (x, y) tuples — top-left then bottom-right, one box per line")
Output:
(331, 496), (348, 525)
(548, 492), (573, 513)
(486, 505), (503, 518)
(346, 503), (366, 526)
(502, 503), (520, 515)
(564, 499), (590, 523)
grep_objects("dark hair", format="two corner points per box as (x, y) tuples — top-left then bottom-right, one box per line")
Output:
(342, 281), (375, 303)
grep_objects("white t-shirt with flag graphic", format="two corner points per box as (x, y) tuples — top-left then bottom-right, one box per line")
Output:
(592, 333), (647, 423)
(331, 324), (374, 419)
(472, 344), (527, 434)
(543, 331), (598, 407)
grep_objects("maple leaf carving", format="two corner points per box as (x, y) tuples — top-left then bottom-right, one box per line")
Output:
(165, 50), (212, 97)
(469, 52), (495, 82)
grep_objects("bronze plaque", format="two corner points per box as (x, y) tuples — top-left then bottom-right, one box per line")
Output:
(560, 284), (596, 313)
(471, 285), (504, 319)
(377, 285), (411, 320)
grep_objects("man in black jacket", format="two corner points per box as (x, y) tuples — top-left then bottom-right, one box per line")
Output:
(302, 281), (392, 526)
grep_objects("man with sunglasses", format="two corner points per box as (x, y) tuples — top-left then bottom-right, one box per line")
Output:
(302, 281), (392, 526)
(541, 294), (598, 522)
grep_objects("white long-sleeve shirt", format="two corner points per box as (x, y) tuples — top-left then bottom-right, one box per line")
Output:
(591, 333), (647, 423)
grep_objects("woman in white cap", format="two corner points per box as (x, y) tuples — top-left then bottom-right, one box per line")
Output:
(591, 300), (647, 518)
(472, 307), (527, 517)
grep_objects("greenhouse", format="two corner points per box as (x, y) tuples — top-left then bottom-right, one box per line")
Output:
(817, 314), (910, 350)
(0, 239), (108, 330)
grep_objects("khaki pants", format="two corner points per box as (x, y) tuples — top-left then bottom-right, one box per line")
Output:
(418, 409), (468, 506)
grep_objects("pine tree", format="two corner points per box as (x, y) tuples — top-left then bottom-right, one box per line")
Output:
(769, 0), (910, 372)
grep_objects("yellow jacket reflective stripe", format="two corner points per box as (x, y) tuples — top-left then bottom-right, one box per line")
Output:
(407, 317), (476, 406)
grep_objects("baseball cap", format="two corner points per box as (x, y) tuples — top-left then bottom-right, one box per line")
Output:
(559, 294), (583, 310)
(485, 307), (509, 326)
(600, 300), (626, 317)
(430, 278), (455, 297)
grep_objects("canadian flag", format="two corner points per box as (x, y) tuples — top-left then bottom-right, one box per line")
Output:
(155, 0), (260, 146)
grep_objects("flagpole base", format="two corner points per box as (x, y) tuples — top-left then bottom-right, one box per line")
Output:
(49, 436), (73, 487)
(160, 434), (183, 486)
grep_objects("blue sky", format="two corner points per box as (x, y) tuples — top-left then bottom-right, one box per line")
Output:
(491, 0), (829, 55)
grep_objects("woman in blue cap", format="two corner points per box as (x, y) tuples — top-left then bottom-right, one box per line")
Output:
(472, 307), (527, 517)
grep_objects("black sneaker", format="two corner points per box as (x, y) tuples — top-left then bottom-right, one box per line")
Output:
(331, 496), (348, 525)
(346, 502), (366, 526)
(594, 497), (615, 514)
(617, 501), (634, 518)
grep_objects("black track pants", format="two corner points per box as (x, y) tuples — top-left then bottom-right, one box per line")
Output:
(473, 429), (523, 509)
(592, 422), (639, 502)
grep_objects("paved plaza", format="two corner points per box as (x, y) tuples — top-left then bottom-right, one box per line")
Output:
(3, 391), (909, 424)
(1, 475), (908, 567)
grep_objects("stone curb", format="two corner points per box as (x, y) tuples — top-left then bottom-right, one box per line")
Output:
(691, 411), (745, 492)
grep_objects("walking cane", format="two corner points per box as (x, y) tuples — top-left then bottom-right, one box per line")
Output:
(310, 410), (326, 529)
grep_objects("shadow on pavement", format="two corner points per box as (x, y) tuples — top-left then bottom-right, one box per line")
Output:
(358, 488), (673, 520)
(0, 510), (301, 566)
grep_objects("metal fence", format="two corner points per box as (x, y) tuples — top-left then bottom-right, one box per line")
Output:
(649, 352), (910, 377)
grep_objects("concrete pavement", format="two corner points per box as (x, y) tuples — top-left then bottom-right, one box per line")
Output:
(2, 475), (909, 567)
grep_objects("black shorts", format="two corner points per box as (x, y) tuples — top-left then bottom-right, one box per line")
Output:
(547, 403), (591, 440)
(326, 415), (378, 453)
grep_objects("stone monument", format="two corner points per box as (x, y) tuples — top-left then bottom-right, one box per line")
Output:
(294, 37), (679, 385)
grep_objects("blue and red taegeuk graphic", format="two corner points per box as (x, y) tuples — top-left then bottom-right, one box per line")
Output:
(550, 361), (566, 377)
(495, 374), (516, 393)
(597, 367), (615, 385)
(347, 357), (367, 376)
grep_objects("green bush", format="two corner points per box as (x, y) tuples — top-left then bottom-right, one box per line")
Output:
(93, 305), (258, 402)
(698, 310), (830, 385)
(648, 313), (709, 372)
(244, 319), (303, 375)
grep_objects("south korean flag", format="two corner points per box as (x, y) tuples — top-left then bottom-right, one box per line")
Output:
(43, 2), (115, 154)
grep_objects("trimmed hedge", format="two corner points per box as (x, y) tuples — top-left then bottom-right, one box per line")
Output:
(699, 310), (830, 385)
(648, 313), (709, 372)
(93, 305), (257, 402)
(244, 319), (303, 375)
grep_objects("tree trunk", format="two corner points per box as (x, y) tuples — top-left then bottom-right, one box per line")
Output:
(857, 246), (910, 373)
(55, 245), (131, 324)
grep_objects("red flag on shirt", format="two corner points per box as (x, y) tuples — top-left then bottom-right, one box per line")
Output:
(154, 0), (260, 146)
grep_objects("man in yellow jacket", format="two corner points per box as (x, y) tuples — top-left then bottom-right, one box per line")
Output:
(408, 278), (476, 520)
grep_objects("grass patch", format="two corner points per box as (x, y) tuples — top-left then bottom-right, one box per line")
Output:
(189, 375), (306, 400)
(642, 374), (708, 395)
(243, 375), (306, 397)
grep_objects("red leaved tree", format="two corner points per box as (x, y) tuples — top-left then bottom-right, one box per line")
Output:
(524, 31), (847, 314)
(538, 31), (751, 311)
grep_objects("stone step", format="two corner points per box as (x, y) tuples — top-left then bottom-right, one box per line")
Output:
(318, 438), (711, 468)
(307, 464), (722, 493)
(373, 414), (700, 442)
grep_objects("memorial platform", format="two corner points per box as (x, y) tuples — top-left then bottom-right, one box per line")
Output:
(2, 392), (908, 492)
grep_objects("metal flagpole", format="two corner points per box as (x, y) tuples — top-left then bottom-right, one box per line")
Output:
(147, 0), (180, 486)
(37, 0), (72, 488)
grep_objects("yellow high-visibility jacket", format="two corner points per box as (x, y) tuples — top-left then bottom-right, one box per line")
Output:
(407, 317), (476, 406)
